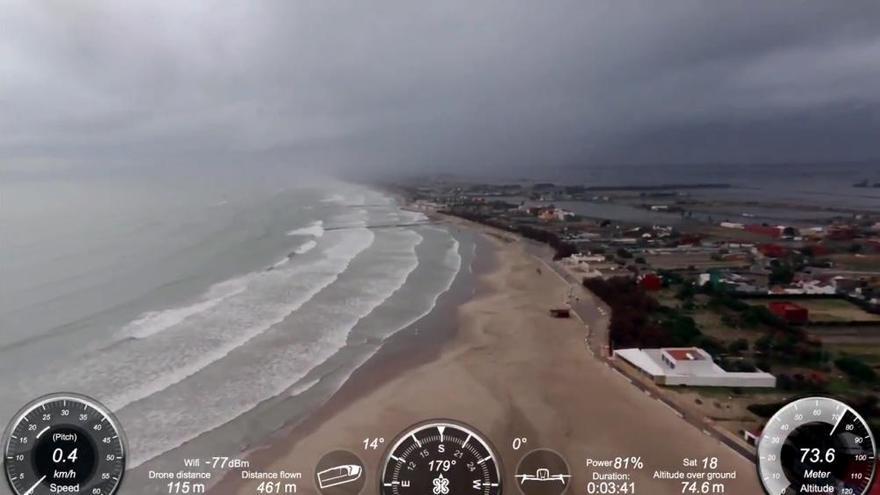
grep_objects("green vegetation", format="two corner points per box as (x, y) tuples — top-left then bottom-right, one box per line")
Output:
(769, 263), (795, 285)
(835, 356), (877, 383)
(727, 338), (749, 354)
(616, 248), (633, 259)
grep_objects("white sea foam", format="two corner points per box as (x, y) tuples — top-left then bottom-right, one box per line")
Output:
(400, 210), (429, 223)
(270, 257), (290, 269)
(288, 377), (322, 397)
(125, 228), (423, 467)
(28, 221), (376, 419)
(294, 240), (318, 254)
(118, 278), (249, 340)
(286, 220), (324, 238)
(107, 230), (374, 412)
(384, 234), (461, 340)
(125, 229), (463, 468)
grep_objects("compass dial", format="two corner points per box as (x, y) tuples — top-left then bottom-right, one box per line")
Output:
(757, 396), (876, 495)
(380, 420), (502, 495)
(3, 393), (126, 495)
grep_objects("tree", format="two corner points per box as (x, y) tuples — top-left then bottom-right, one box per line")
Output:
(769, 264), (795, 285)
(721, 314), (738, 328)
(835, 357), (877, 383)
(728, 339), (749, 354)
(755, 335), (773, 353)
(676, 283), (696, 301)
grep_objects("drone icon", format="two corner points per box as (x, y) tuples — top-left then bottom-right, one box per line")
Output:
(515, 468), (571, 485)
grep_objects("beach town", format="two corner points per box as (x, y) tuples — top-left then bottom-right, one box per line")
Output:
(395, 177), (880, 459)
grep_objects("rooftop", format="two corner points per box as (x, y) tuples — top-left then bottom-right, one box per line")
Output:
(665, 348), (705, 361)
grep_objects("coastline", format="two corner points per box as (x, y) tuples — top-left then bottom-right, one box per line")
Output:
(204, 218), (497, 494)
(120, 200), (478, 494)
(209, 215), (764, 495)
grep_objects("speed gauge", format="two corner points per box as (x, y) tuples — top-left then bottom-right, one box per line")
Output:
(3, 393), (126, 495)
(757, 396), (876, 495)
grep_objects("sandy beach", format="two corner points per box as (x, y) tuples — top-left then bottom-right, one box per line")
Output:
(214, 219), (763, 494)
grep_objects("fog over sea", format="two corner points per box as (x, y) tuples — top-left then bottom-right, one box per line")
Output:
(0, 169), (463, 469)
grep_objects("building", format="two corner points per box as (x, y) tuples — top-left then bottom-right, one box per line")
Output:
(639, 273), (663, 291)
(614, 347), (776, 387)
(768, 301), (809, 324)
(758, 244), (788, 258)
(745, 224), (784, 238)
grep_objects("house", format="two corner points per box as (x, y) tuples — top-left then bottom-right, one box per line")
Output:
(768, 301), (809, 324)
(758, 244), (788, 258)
(745, 224), (784, 238)
(614, 347), (776, 387)
(639, 273), (663, 291)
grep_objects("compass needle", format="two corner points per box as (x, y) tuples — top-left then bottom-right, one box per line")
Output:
(380, 421), (502, 495)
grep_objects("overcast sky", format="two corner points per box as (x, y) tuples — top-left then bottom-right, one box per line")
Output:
(2, 1), (879, 176)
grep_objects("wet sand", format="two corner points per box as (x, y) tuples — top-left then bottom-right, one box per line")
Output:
(214, 221), (763, 494)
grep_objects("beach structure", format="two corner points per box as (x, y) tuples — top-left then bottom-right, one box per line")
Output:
(767, 301), (809, 324)
(549, 308), (571, 318)
(614, 347), (776, 387)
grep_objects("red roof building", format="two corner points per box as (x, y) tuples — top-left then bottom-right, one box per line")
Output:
(745, 224), (783, 238)
(758, 244), (788, 258)
(639, 273), (663, 291)
(768, 301), (809, 325)
(828, 226), (856, 240)
(665, 349), (705, 361)
(806, 243), (830, 256)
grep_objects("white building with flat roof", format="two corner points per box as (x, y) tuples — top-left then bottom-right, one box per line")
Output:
(614, 347), (776, 388)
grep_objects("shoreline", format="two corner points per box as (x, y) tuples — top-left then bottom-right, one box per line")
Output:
(122, 204), (481, 494)
(206, 219), (499, 494)
(210, 215), (763, 495)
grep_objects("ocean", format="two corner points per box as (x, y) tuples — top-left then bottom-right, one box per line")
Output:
(0, 170), (465, 476)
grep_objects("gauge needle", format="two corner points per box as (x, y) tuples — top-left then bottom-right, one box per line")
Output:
(23, 475), (46, 495)
(830, 412), (845, 437)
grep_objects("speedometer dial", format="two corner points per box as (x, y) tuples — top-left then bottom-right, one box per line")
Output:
(757, 396), (876, 495)
(380, 420), (502, 495)
(3, 393), (126, 495)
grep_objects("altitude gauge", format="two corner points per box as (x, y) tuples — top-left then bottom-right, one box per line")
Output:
(3, 393), (126, 495)
(380, 420), (502, 495)
(757, 396), (876, 495)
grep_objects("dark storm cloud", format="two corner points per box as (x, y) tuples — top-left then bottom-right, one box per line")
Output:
(1, 1), (879, 174)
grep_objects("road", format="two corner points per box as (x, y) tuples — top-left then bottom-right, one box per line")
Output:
(523, 240), (758, 464)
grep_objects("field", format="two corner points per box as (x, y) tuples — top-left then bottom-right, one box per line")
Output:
(643, 252), (751, 270)
(743, 297), (880, 323)
(821, 253), (880, 271)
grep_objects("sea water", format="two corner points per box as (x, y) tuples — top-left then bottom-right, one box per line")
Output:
(0, 169), (463, 471)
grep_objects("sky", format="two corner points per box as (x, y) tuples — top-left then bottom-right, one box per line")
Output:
(2, 1), (879, 176)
